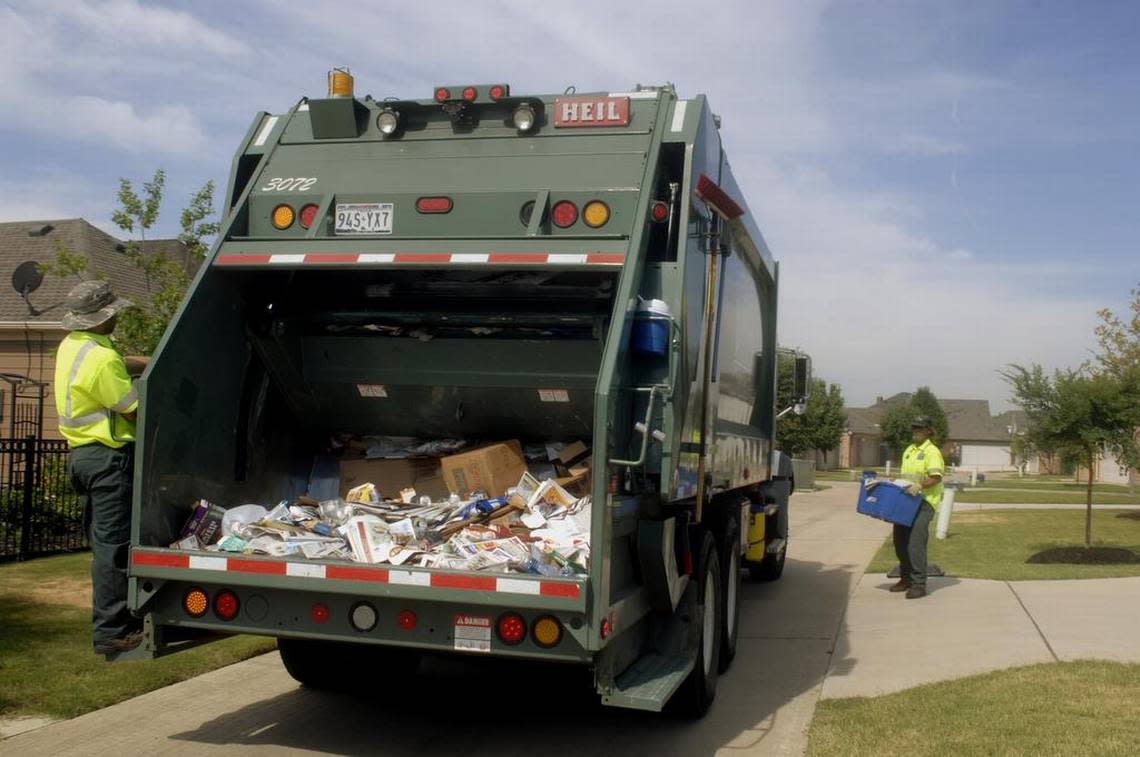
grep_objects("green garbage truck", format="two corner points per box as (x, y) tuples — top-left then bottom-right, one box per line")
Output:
(125, 72), (807, 717)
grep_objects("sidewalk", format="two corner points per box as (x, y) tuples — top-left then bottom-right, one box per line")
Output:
(821, 573), (1140, 699)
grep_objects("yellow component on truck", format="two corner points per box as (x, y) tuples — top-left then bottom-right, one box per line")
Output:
(746, 511), (767, 561)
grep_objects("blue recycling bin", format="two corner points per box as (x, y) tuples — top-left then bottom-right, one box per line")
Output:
(856, 473), (922, 527)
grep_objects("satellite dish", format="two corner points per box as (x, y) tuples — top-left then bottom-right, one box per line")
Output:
(12, 261), (45, 317)
(12, 261), (43, 295)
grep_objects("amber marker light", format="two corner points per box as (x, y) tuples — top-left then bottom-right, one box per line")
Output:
(184, 587), (208, 618)
(531, 615), (563, 648)
(583, 200), (610, 228)
(272, 204), (295, 230)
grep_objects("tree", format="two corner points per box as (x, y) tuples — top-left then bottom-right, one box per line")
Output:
(44, 169), (217, 356)
(1002, 364), (1139, 548)
(879, 386), (949, 459)
(776, 359), (847, 457)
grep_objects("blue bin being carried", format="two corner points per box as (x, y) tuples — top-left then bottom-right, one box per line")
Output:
(856, 473), (922, 527)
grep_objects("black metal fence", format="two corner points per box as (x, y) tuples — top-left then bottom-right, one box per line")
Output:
(0, 436), (86, 562)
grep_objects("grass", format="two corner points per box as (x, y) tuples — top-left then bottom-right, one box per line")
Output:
(866, 509), (1140, 580)
(975, 478), (1133, 494)
(956, 489), (1139, 505)
(808, 661), (1140, 757)
(0, 552), (276, 720)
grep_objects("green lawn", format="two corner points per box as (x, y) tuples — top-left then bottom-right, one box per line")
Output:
(808, 661), (1140, 757)
(866, 509), (1140, 580)
(956, 489), (1139, 505)
(974, 478), (1133, 494)
(0, 552), (276, 719)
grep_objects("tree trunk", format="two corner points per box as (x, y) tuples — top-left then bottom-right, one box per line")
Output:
(1086, 451), (1095, 549)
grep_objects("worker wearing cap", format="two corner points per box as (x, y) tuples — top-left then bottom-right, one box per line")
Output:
(54, 281), (145, 658)
(891, 416), (944, 599)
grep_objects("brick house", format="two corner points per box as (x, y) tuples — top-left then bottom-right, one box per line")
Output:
(0, 219), (187, 439)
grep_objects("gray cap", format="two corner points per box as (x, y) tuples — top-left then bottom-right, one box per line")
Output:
(61, 280), (133, 331)
(911, 416), (933, 430)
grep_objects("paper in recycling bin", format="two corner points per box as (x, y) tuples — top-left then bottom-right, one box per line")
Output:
(169, 455), (593, 576)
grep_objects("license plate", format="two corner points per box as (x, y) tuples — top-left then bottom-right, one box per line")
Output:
(335, 203), (393, 235)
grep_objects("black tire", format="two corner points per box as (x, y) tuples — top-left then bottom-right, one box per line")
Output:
(718, 515), (742, 672)
(668, 530), (721, 718)
(278, 637), (421, 691)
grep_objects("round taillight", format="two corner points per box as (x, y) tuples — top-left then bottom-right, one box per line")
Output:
(350, 601), (378, 632)
(583, 200), (610, 228)
(397, 610), (417, 631)
(434, 87), (451, 102)
(272, 204), (295, 230)
(213, 589), (240, 621)
(462, 86), (477, 102)
(489, 84), (505, 101)
(531, 615), (563, 648)
(551, 201), (578, 228)
(651, 201), (669, 223)
(496, 612), (526, 645)
(183, 588), (208, 618)
(311, 602), (329, 624)
(415, 196), (453, 214)
(298, 203), (319, 229)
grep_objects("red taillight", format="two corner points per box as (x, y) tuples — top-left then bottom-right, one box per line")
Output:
(311, 602), (329, 624)
(651, 201), (669, 223)
(551, 201), (578, 228)
(496, 612), (526, 645)
(398, 610), (417, 631)
(434, 87), (451, 102)
(601, 617), (613, 639)
(299, 203), (319, 229)
(462, 86), (477, 102)
(415, 196), (453, 214)
(214, 589), (240, 621)
(489, 84), (506, 101)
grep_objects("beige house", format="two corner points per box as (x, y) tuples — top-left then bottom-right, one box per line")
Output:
(0, 219), (186, 439)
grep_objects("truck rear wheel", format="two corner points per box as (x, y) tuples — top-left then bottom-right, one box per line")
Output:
(719, 516), (742, 672)
(278, 637), (421, 691)
(668, 531), (721, 718)
(753, 533), (787, 581)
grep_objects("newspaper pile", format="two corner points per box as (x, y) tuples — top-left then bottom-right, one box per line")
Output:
(171, 472), (590, 576)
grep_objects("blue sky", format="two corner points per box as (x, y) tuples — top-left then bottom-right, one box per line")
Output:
(2, 0), (1137, 412)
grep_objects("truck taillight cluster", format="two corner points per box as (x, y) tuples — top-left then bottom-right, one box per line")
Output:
(272, 203), (320, 230)
(521, 200), (610, 229)
(496, 612), (563, 648)
(182, 587), (240, 621)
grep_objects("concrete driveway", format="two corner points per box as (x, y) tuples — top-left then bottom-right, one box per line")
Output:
(3, 483), (887, 757)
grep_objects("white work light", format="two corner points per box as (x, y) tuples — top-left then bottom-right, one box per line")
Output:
(512, 104), (536, 132)
(377, 108), (400, 136)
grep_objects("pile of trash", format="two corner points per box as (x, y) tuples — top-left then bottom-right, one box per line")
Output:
(170, 471), (590, 577)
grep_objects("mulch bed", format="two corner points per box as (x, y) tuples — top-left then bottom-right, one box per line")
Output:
(1027, 547), (1140, 565)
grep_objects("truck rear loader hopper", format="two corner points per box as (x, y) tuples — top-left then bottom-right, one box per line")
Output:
(125, 76), (800, 717)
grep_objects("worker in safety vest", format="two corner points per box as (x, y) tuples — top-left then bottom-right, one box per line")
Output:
(55, 281), (145, 658)
(890, 416), (944, 599)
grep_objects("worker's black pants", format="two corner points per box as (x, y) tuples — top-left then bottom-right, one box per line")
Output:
(69, 442), (137, 645)
(893, 502), (935, 586)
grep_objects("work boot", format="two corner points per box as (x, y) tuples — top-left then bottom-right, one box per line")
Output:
(94, 629), (143, 659)
(889, 579), (912, 593)
(905, 585), (927, 600)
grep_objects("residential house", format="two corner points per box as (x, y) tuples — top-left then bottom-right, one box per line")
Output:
(0, 219), (187, 439)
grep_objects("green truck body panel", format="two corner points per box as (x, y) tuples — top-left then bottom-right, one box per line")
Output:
(126, 84), (785, 711)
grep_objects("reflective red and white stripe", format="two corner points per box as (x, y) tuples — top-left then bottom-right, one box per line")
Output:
(132, 550), (581, 598)
(214, 252), (624, 267)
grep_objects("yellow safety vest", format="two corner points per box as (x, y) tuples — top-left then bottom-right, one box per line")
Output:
(901, 439), (945, 510)
(53, 332), (138, 449)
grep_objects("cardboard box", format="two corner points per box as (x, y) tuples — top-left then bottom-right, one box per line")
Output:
(339, 457), (449, 500)
(440, 440), (526, 498)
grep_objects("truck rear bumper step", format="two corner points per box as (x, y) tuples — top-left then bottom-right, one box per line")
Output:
(602, 651), (695, 711)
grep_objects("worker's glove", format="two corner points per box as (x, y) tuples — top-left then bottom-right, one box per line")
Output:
(904, 483), (923, 497)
